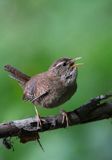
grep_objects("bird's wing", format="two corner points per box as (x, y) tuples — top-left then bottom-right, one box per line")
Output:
(23, 75), (50, 103)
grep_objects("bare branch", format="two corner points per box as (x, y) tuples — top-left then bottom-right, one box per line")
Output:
(0, 94), (112, 149)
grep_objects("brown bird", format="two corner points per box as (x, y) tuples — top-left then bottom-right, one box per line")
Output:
(4, 57), (82, 126)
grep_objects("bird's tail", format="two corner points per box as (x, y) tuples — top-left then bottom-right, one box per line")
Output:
(4, 65), (30, 87)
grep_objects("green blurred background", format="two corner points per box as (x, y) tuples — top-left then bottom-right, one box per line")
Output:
(0, 0), (112, 159)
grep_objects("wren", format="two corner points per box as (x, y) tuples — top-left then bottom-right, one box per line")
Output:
(4, 57), (82, 126)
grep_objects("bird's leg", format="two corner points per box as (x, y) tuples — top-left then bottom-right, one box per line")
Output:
(61, 110), (69, 127)
(34, 106), (46, 127)
(34, 106), (42, 127)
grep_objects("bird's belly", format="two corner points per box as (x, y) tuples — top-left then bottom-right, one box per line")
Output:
(34, 84), (77, 108)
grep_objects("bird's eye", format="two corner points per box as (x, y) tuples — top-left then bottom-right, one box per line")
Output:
(63, 62), (66, 66)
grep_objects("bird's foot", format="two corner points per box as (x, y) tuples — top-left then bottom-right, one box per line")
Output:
(35, 115), (46, 128)
(35, 115), (42, 127)
(61, 110), (69, 127)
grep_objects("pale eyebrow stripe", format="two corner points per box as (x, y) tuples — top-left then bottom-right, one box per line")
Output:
(55, 61), (64, 67)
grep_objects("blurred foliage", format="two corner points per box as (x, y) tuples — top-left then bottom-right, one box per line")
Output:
(0, 0), (112, 159)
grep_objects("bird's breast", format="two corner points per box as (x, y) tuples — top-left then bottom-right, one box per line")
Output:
(40, 82), (77, 108)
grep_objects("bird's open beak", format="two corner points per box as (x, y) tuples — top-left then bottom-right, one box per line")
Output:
(74, 57), (82, 61)
(70, 57), (83, 68)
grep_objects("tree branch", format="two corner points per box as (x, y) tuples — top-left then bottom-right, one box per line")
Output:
(0, 94), (112, 149)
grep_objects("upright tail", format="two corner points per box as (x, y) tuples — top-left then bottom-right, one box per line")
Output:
(4, 65), (30, 87)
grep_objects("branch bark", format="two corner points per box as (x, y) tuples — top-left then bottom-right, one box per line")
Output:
(0, 94), (112, 149)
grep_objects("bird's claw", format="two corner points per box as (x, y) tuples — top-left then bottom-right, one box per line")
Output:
(61, 110), (69, 127)
(35, 115), (46, 128)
